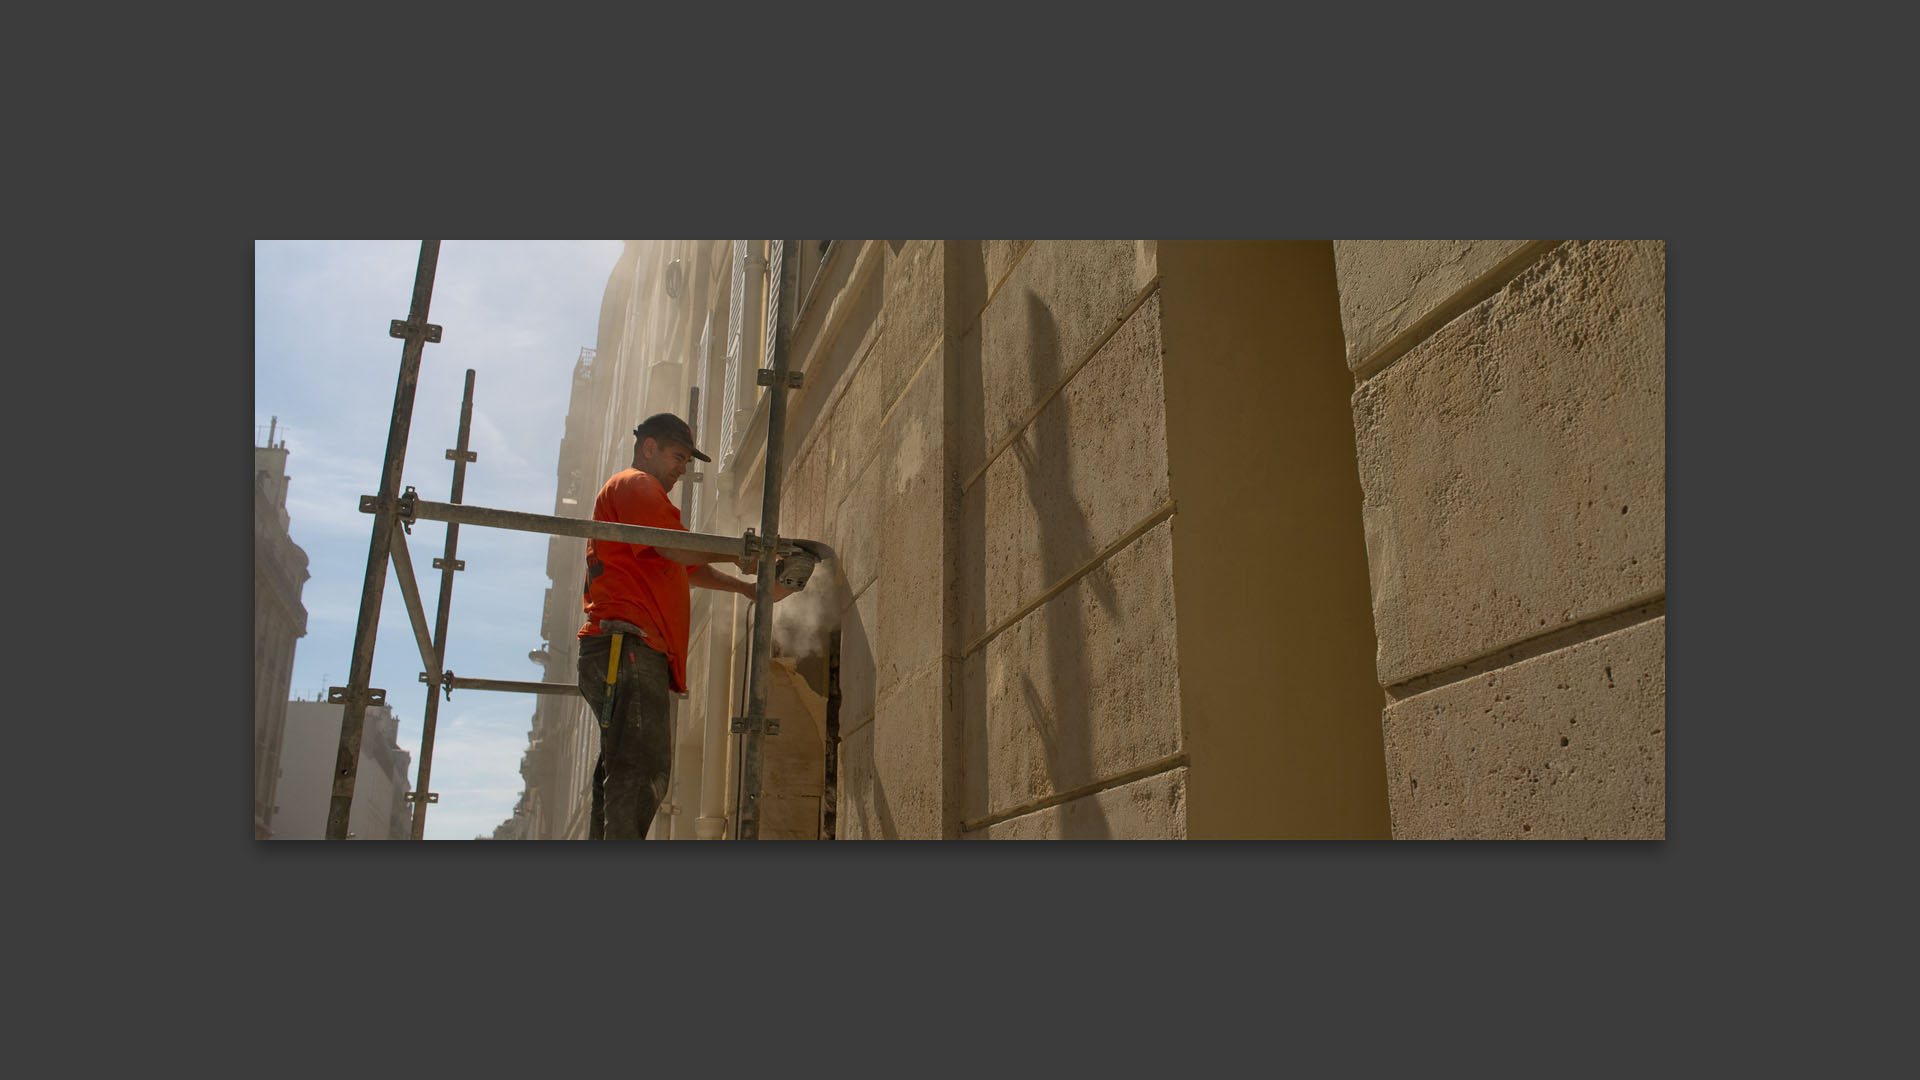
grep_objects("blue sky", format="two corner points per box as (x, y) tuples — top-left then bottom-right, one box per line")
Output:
(255, 239), (624, 839)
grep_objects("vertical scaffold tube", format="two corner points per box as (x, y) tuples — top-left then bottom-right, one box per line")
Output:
(409, 368), (476, 839)
(735, 239), (794, 840)
(328, 240), (440, 840)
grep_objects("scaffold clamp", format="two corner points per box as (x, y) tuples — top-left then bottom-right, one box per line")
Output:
(390, 318), (443, 343)
(739, 527), (760, 575)
(328, 686), (387, 706)
(422, 670), (455, 700)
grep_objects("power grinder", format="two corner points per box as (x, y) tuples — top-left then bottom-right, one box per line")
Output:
(775, 538), (836, 591)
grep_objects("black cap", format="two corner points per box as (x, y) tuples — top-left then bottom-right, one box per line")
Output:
(633, 413), (711, 462)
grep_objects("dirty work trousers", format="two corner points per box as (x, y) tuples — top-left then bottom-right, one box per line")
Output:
(577, 632), (672, 840)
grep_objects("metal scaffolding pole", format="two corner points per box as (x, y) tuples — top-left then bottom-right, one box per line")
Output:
(395, 497), (781, 561)
(385, 523), (439, 680)
(734, 239), (796, 840)
(327, 240), (441, 840)
(407, 369), (478, 839)
(322, 239), (821, 842)
(444, 676), (580, 695)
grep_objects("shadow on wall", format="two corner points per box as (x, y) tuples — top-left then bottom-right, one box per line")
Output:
(833, 545), (898, 838)
(1017, 291), (1114, 838)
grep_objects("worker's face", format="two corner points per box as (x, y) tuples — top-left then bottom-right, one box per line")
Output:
(640, 437), (695, 492)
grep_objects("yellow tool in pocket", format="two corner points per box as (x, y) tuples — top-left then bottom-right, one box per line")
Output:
(599, 631), (623, 731)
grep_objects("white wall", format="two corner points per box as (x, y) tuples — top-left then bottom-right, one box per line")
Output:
(272, 702), (412, 840)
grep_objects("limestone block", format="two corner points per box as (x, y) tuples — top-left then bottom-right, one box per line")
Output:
(1383, 615), (1665, 839)
(876, 360), (948, 700)
(1333, 240), (1541, 372)
(950, 241), (1033, 328)
(986, 766), (1187, 840)
(876, 660), (949, 839)
(1354, 240), (1665, 686)
(877, 544), (943, 709)
(975, 240), (1156, 477)
(827, 443), (883, 599)
(875, 240), (947, 410)
(970, 519), (1183, 820)
(785, 254), (883, 521)
(835, 661), (946, 839)
(822, 350), (886, 525)
(756, 658), (827, 839)
(838, 583), (878, 736)
(761, 659), (826, 794)
(973, 294), (1170, 636)
(757, 796), (820, 840)
(835, 722), (880, 840)
(780, 437), (829, 553)
(982, 241), (1029, 304)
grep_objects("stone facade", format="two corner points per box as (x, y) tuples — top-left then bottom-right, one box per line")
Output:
(500, 239), (1665, 840)
(1338, 240), (1666, 839)
(513, 345), (614, 840)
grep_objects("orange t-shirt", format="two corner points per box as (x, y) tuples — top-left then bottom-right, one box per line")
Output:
(577, 468), (694, 693)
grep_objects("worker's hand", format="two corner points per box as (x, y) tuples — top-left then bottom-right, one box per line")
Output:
(746, 578), (796, 602)
(734, 576), (793, 602)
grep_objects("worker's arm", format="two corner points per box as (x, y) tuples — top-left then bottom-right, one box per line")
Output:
(650, 543), (742, 567)
(689, 564), (793, 602)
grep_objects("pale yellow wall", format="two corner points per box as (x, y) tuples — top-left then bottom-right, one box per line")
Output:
(1158, 241), (1391, 839)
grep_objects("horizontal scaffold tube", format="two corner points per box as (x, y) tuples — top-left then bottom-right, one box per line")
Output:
(447, 677), (580, 696)
(380, 496), (801, 560)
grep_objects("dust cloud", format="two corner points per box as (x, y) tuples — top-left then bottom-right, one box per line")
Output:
(772, 558), (848, 659)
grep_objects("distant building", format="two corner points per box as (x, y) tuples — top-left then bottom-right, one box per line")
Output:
(273, 702), (414, 839)
(254, 418), (310, 839)
(508, 345), (610, 840)
(491, 792), (533, 840)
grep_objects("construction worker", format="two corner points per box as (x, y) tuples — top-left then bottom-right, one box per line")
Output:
(577, 412), (788, 839)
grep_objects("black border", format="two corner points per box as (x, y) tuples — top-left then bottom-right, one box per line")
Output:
(104, 39), (1802, 1063)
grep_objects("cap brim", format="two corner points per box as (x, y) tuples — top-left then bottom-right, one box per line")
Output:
(641, 428), (713, 462)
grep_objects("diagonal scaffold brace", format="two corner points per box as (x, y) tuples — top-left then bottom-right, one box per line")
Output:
(326, 239), (824, 841)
